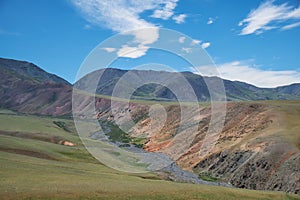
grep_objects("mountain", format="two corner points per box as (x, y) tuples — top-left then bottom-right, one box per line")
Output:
(275, 83), (300, 96)
(90, 98), (300, 194)
(0, 58), (72, 116)
(76, 68), (300, 101)
(1, 58), (300, 194)
(1, 57), (299, 115)
(0, 58), (70, 85)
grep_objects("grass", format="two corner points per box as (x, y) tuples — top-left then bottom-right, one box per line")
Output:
(105, 121), (131, 143)
(270, 100), (300, 148)
(0, 114), (78, 143)
(0, 108), (17, 115)
(103, 121), (147, 148)
(0, 110), (299, 199)
(198, 172), (220, 182)
(53, 121), (73, 133)
(73, 88), (211, 106)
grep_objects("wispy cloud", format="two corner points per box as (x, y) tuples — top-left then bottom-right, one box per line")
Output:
(71, 0), (185, 58)
(151, 0), (178, 20)
(83, 24), (92, 30)
(102, 47), (116, 53)
(117, 45), (149, 59)
(182, 47), (192, 53)
(193, 61), (300, 87)
(281, 21), (300, 30)
(239, 0), (300, 35)
(191, 39), (201, 46)
(0, 29), (21, 36)
(117, 28), (159, 58)
(178, 36), (186, 43)
(186, 39), (210, 49)
(72, 0), (153, 32)
(201, 42), (210, 49)
(172, 14), (187, 24)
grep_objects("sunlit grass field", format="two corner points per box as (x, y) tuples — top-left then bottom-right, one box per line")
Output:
(0, 108), (299, 200)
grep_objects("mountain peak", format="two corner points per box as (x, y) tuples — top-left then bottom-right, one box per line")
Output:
(0, 57), (70, 85)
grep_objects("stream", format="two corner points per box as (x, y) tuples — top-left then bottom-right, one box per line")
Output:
(90, 127), (231, 188)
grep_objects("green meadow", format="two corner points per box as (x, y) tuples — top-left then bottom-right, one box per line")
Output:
(0, 110), (299, 200)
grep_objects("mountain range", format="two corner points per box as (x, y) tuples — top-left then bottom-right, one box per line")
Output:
(1, 57), (299, 117)
(76, 67), (300, 102)
(0, 57), (300, 195)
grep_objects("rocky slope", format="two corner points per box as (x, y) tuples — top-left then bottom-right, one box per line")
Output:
(89, 98), (300, 194)
(0, 58), (72, 116)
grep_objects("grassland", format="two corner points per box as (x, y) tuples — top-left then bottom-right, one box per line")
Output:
(0, 109), (299, 200)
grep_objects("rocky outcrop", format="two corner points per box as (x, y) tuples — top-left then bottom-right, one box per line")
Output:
(93, 99), (300, 194)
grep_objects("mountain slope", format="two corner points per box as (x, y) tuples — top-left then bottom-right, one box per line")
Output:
(0, 58), (72, 116)
(1, 57), (299, 117)
(1, 58), (300, 195)
(1, 111), (298, 200)
(92, 98), (300, 194)
(275, 83), (300, 96)
(0, 58), (70, 85)
(77, 68), (300, 101)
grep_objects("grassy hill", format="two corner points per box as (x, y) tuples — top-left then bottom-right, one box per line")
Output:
(0, 110), (299, 200)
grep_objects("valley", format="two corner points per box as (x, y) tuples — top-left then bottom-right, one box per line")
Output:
(83, 96), (300, 194)
(0, 109), (299, 200)
(0, 58), (300, 199)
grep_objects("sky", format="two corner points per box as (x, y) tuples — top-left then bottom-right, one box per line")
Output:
(0, 0), (300, 87)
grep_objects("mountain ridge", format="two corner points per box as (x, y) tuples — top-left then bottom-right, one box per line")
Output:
(0, 58), (72, 116)
(1, 57), (300, 116)
(0, 58), (70, 85)
(1, 57), (300, 194)
(76, 67), (300, 102)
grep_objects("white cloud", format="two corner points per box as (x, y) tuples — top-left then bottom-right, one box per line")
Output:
(178, 36), (186, 43)
(239, 1), (300, 35)
(72, 0), (153, 32)
(193, 61), (300, 87)
(116, 28), (159, 58)
(172, 14), (187, 24)
(152, 10), (173, 20)
(128, 28), (159, 46)
(281, 21), (300, 30)
(189, 39), (209, 48)
(182, 47), (192, 53)
(201, 42), (210, 49)
(102, 47), (116, 53)
(207, 18), (214, 25)
(151, 0), (178, 20)
(71, 0), (180, 58)
(191, 39), (201, 46)
(117, 45), (149, 58)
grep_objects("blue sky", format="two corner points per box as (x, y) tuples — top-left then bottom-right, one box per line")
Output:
(0, 0), (299, 87)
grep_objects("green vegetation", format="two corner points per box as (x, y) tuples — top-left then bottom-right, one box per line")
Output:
(131, 137), (148, 148)
(0, 110), (299, 199)
(74, 88), (211, 106)
(53, 121), (72, 132)
(132, 112), (149, 124)
(198, 172), (220, 182)
(103, 121), (147, 148)
(0, 108), (17, 115)
(106, 121), (131, 143)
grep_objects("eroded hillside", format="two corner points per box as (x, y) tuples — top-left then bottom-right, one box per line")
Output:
(90, 98), (300, 194)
